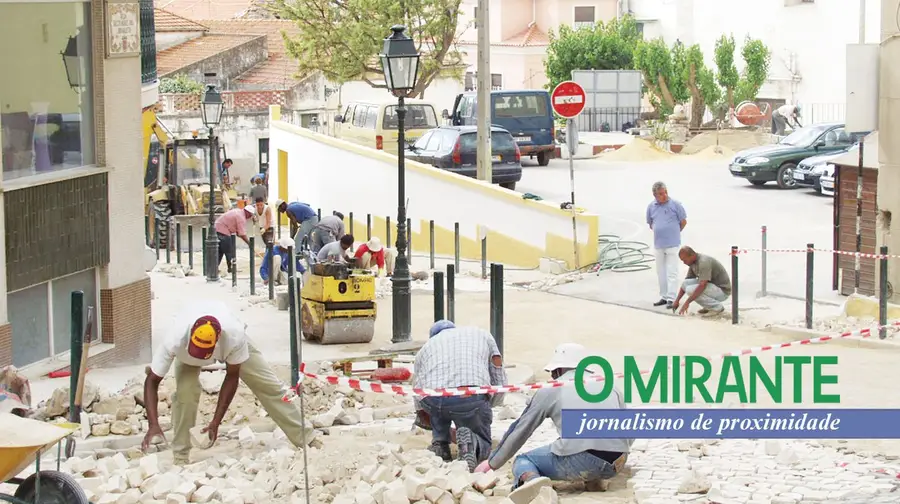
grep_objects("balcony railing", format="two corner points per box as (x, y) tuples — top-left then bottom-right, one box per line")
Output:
(140, 0), (157, 84)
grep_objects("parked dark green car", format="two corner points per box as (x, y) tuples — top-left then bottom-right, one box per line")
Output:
(728, 123), (854, 188)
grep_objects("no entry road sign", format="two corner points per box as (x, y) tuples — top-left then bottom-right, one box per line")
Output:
(551, 81), (586, 118)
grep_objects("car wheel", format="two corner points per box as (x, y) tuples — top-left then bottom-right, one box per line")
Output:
(750, 181), (767, 186)
(776, 163), (798, 189)
(500, 182), (517, 191)
(537, 152), (550, 166)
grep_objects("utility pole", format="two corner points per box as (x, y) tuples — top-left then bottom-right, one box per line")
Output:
(859, 0), (866, 43)
(475, 0), (492, 182)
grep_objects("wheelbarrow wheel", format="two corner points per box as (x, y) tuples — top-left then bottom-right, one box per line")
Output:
(13, 471), (88, 504)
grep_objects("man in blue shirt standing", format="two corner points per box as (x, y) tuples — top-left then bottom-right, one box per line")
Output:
(646, 181), (687, 309)
(276, 200), (318, 249)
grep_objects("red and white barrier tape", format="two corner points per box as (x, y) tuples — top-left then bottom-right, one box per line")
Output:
(282, 320), (900, 401)
(731, 247), (900, 260)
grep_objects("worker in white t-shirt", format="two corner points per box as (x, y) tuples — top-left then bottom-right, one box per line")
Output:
(772, 104), (802, 136)
(140, 301), (315, 464)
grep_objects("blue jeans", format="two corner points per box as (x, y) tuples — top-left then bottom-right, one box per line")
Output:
(512, 446), (618, 487)
(682, 278), (728, 311)
(420, 395), (492, 459)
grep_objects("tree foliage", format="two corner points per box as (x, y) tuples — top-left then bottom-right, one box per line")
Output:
(633, 37), (679, 116)
(714, 34), (770, 108)
(273, 0), (464, 98)
(544, 15), (641, 91)
(159, 75), (203, 94)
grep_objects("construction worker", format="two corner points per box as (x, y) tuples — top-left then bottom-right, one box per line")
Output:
(249, 176), (267, 203)
(260, 237), (306, 285)
(277, 201), (318, 248)
(672, 246), (732, 317)
(310, 211), (345, 254)
(771, 104), (801, 136)
(214, 205), (255, 274)
(316, 234), (354, 264)
(475, 343), (632, 503)
(353, 237), (396, 276)
(140, 300), (316, 465)
(415, 320), (507, 471)
(254, 197), (275, 245)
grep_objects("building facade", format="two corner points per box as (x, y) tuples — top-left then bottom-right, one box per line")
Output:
(0, 0), (152, 369)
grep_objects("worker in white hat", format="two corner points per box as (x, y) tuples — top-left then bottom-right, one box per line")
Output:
(474, 343), (633, 502)
(352, 236), (396, 277)
(260, 237), (306, 285)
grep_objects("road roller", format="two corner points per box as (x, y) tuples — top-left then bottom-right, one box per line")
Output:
(300, 262), (377, 344)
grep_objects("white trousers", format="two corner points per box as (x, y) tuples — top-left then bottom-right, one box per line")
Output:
(271, 254), (287, 285)
(654, 246), (680, 301)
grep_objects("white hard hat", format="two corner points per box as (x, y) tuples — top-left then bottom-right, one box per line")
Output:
(278, 237), (295, 249)
(367, 236), (383, 253)
(544, 343), (587, 372)
(243, 205), (257, 217)
(275, 199), (285, 209)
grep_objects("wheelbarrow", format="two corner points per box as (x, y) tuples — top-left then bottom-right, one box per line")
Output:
(0, 413), (88, 504)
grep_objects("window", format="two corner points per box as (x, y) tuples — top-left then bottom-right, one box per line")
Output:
(0, 2), (95, 181)
(383, 105), (438, 129)
(413, 131), (433, 150)
(140, 0), (157, 84)
(425, 132), (443, 151)
(352, 106), (368, 127)
(636, 22), (645, 37)
(459, 133), (477, 152)
(573, 6), (596, 29)
(491, 74), (503, 90)
(364, 106), (378, 129)
(465, 72), (475, 91)
(439, 130), (459, 150)
(493, 93), (550, 118)
(465, 73), (503, 91)
(342, 105), (354, 122)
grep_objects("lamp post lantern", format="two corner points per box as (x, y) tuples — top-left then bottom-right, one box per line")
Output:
(201, 80), (224, 282)
(61, 33), (85, 90)
(380, 25), (420, 344)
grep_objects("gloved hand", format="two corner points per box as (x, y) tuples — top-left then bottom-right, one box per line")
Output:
(474, 461), (491, 473)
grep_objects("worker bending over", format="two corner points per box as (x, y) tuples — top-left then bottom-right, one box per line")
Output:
(140, 300), (316, 465)
(353, 237), (396, 277)
(672, 246), (732, 317)
(214, 205), (255, 274)
(771, 104), (801, 136)
(310, 212), (345, 253)
(260, 237), (306, 285)
(316, 234), (354, 264)
(415, 320), (507, 471)
(475, 343), (632, 503)
(277, 201), (318, 248)
(254, 197), (275, 245)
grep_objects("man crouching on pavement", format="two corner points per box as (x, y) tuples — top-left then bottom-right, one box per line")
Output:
(141, 300), (316, 464)
(474, 343), (633, 504)
(414, 320), (507, 472)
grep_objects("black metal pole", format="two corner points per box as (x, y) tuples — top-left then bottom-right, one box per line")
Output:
(731, 246), (739, 325)
(481, 237), (487, 279)
(454, 222), (460, 271)
(201, 227), (208, 275)
(391, 96), (412, 343)
(175, 222), (182, 265)
(188, 225), (194, 270)
(760, 225), (767, 297)
(69, 291), (84, 419)
(429, 220), (435, 270)
(154, 218), (160, 260)
(144, 215), (149, 246)
(249, 236), (256, 295)
(490, 263), (504, 355)
(433, 271), (445, 322)
(387, 216), (392, 250)
(231, 234), (237, 288)
(205, 129), (220, 282)
(879, 246), (888, 339)
(277, 212), (282, 239)
(367, 214), (372, 241)
(287, 245), (299, 385)
(447, 264), (456, 322)
(349, 212), (354, 237)
(267, 241), (275, 301)
(407, 218), (412, 266)
(806, 243), (814, 330)
(166, 223), (172, 263)
(317, 208), (322, 221)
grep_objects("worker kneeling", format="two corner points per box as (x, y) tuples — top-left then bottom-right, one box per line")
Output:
(475, 343), (632, 503)
(415, 321), (507, 471)
(260, 237), (307, 286)
(140, 301), (316, 465)
(353, 237), (396, 276)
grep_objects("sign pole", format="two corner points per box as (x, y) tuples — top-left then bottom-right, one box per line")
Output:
(551, 81), (587, 271)
(567, 118), (580, 269)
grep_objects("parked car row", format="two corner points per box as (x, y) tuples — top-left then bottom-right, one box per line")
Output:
(729, 123), (866, 196)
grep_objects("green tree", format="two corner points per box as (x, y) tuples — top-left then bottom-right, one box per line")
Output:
(273, 0), (464, 98)
(735, 37), (771, 104)
(682, 44), (721, 127)
(714, 35), (739, 109)
(633, 37), (685, 116)
(544, 15), (641, 91)
(158, 75), (204, 94)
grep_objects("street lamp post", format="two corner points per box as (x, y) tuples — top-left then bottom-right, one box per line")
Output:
(380, 25), (420, 344)
(200, 80), (224, 282)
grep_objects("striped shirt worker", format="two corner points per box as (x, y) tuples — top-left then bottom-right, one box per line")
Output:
(414, 325), (508, 391)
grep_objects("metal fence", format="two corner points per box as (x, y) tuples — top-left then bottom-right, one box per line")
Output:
(574, 107), (656, 132)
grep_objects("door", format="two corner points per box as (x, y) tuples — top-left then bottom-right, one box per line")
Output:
(277, 149), (288, 202)
(337, 104), (356, 142)
(258, 138), (269, 185)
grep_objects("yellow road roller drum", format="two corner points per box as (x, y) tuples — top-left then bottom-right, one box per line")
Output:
(300, 263), (376, 344)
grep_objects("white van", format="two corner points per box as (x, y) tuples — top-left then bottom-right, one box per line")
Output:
(334, 99), (439, 154)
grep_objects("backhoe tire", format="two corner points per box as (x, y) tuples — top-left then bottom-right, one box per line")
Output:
(152, 200), (173, 250)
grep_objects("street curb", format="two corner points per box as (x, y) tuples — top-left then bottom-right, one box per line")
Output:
(765, 325), (900, 351)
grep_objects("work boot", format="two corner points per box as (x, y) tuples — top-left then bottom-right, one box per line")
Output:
(428, 441), (451, 462)
(456, 427), (477, 472)
(653, 299), (667, 307)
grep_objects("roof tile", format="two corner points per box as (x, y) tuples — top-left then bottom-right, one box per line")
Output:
(156, 33), (258, 76)
(153, 8), (209, 32)
(199, 20), (304, 87)
(496, 23), (550, 47)
(153, 0), (255, 21)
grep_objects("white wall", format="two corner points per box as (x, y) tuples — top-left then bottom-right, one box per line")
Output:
(155, 31), (203, 52)
(635, 0), (881, 106)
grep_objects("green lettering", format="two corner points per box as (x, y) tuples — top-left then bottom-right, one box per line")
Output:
(715, 356), (748, 403)
(684, 356), (713, 403)
(624, 356), (667, 403)
(783, 356), (811, 402)
(575, 356), (614, 403)
(749, 356), (781, 403)
(671, 356), (681, 404)
(813, 356), (840, 403)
